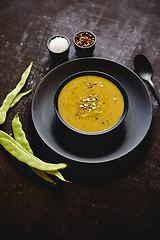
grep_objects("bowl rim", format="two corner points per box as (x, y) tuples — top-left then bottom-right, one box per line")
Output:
(47, 35), (70, 53)
(54, 70), (129, 136)
(73, 30), (96, 49)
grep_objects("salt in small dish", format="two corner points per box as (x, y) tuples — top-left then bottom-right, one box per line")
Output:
(47, 35), (70, 63)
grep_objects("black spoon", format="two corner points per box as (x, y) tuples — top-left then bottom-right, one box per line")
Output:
(134, 54), (160, 105)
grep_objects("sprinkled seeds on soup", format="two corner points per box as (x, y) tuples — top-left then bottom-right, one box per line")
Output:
(58, 75), (124, 132)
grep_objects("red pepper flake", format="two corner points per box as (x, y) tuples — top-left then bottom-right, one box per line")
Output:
(75, 32), (95, 47)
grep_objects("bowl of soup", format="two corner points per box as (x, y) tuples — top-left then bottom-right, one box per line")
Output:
(54, 71), (128, 137)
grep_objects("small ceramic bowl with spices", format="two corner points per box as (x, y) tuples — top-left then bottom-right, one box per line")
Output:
(73, 31), (96, 57)
(47, 35), (70, 63)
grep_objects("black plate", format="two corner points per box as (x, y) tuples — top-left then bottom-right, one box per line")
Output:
(31, 57), (152, 163)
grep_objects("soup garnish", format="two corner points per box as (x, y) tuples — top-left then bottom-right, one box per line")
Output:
(58, 75), (124, 132)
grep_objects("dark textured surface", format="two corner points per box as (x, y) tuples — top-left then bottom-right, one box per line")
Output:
(0, 0), (160, 239)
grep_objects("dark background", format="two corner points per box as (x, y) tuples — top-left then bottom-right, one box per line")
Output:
(0, 0), (160, 239)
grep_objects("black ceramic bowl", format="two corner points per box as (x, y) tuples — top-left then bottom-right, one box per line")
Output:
(54, 71), (128, 138)
(47, 35), (70, 63)
(73, 31), (96, 57)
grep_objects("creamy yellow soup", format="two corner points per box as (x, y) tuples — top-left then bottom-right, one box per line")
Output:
(58, 75), (124, 132)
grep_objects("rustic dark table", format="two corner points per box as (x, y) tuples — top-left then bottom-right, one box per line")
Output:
(0, 0), (160, 239)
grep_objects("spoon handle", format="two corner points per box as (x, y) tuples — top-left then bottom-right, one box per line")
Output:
(148, 80), (160, 106)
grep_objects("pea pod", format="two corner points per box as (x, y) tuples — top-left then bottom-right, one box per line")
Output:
(0, 62), (33, 125)
(11, 114), (70, 183)
(12, 113), (33, 154)
(31, 168), (56, 185)
(46, 170), (71, 183)
(0, 62), (70, 184)
(0, 131), (67, 171)
(12, 114), (56, 184)
(10, 86), (35, 108)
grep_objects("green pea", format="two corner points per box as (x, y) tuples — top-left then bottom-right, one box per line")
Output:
(0, 62), (33, 125)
